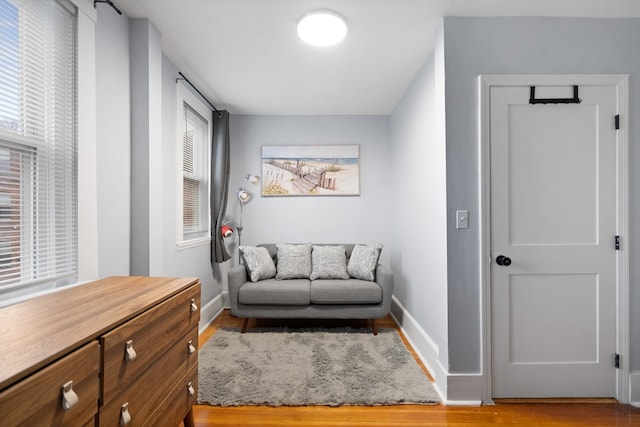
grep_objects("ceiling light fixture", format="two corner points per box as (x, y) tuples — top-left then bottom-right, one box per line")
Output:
(297, 9), (347, 47)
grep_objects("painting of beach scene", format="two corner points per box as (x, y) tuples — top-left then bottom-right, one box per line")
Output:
(261, 145), (360, 196)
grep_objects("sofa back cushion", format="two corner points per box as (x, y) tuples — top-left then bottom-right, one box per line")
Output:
(258, 243), (356, 265)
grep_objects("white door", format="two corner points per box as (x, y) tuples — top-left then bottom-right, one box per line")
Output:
(490, 83), (619, 398)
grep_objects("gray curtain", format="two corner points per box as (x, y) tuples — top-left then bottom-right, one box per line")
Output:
(211, 110), (231, 263)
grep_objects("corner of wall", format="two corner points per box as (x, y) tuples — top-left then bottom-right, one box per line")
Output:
(199, 292), (225, 335)
(390, 296), (482, 405)
(630, 371), (640, 408)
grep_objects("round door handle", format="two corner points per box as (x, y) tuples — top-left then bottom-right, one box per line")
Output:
(496, 255), (512, 266)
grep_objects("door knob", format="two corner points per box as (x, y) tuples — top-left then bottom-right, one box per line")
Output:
(496, 255), (512, 266)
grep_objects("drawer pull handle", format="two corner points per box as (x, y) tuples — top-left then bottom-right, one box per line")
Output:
(61, 380), (79, 410)
(120, 402), (132, 425)
(187, 381), (195, 396)
(125, 340), (137, 361)
(190, 298), (198, 313)
(188, 339), (196, 354)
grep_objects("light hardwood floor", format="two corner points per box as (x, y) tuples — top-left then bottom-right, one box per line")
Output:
(191, 310), (640, 426)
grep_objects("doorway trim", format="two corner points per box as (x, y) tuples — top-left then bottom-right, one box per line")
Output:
(478, 74), (629, 404)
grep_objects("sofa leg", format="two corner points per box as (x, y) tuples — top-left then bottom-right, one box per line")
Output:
(241, 318), (249, 333)
(371, 319), (378, 336)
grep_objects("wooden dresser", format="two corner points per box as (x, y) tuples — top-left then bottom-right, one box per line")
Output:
(0, 276), (200, 427)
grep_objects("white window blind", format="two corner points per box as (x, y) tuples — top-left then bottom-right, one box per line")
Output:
(182, 103), (208, 237)
(0, 0), (77, 290)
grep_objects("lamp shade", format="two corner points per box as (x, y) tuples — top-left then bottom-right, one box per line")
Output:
(238, 190), (251, 203)
(221, 225), (234, 238)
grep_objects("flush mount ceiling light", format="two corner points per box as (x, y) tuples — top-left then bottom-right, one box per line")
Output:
(297, 9), (347, 47)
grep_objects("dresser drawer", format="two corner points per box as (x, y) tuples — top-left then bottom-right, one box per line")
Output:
(0, 341), (99, 427)
(143, 364), (198, 427)
(99, 326), (198, 426)
(101, 284), (200, 401)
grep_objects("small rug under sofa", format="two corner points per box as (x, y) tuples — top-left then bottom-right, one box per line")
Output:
(197, 327), (440, 407)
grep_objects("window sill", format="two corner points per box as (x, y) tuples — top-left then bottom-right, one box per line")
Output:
(176, 236), (211, 251)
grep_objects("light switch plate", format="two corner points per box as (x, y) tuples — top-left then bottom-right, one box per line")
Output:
(456, 210), (469, 229)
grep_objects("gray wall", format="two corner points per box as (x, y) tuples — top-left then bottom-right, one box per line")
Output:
(95, 13), (224, 320)
(160, 56), (223, 309)
(227, 115), (392, 262)
(129, 18), (159, 276)
(95, 5), (130, 277)
(441, 17), (640, 372)
(93, 11), (640, 380)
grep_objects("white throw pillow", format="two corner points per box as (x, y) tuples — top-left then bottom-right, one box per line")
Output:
(310, 245), (349, 280)
(239, 246), (276, 282)
(276, 243), (312, 279)
(347, 244), (383, 281)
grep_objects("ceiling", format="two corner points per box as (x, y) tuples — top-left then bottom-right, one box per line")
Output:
(115, 0), (640, 115)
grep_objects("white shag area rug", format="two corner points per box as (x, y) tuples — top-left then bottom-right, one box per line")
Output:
(197, 328), (440, 407)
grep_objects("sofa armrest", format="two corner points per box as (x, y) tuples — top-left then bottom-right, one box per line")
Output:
(375, 263), (394, 313)
(228, 264), (248, 313)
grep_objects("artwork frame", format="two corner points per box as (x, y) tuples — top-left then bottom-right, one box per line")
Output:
(261, 145), (360, 197)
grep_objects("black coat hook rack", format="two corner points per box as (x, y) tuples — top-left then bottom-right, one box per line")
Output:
(529, 85), (581, 104)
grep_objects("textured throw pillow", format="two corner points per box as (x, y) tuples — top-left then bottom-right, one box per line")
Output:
(310, 245), (349, 280)
(239, 246), (276, 282)
(347, 244), (383, 281)
(276, 243), (312, 280)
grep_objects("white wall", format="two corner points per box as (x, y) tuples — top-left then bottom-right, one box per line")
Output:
(227, 115), (392, 265)
(388, 23), (450, 397)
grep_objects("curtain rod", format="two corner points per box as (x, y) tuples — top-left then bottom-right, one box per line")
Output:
(94, 0), (122, 15)
(176, 72), (223, 117)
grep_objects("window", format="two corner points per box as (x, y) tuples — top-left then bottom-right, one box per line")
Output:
(0, 0), (77, 291)
(176, 85), (211, 248)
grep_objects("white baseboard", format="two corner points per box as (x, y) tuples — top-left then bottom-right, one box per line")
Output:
(390, 296), (482, 406)
(630, 372), (640, 408)
(444, 374), (482, 405)
(199, 292), (225, 334)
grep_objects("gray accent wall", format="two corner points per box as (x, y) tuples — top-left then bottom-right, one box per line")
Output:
(441, 17), (640, 373)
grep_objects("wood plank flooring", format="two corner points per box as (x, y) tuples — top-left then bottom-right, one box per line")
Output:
(191, 310), (640, 426)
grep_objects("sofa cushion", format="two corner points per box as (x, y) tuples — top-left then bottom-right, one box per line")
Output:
(310, 279), (382, 304)
(239, 246), (277, 282)
(238, 278), (311, 305)
(276, 243), (312, 279)
(310, 245), (349, 280)
(347, 244), (383, 281)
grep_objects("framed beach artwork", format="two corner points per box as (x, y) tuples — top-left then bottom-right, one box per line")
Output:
(261, 145), (360, 197)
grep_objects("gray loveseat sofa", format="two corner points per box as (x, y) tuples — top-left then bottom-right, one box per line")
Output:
(228, 243), (393, 335)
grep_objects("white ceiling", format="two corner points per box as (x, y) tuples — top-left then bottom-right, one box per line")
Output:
(114, 0), (640, 115)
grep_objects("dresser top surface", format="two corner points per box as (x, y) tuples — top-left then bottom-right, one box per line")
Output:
(0, 276), (199, 390)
